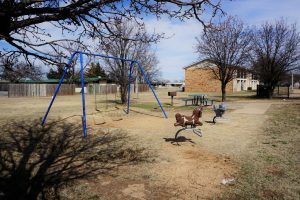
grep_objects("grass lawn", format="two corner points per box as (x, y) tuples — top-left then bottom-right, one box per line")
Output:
(1, 90), (298, 199)
(217, 103), (300, 199)
(204, 90), (257, 102)
(130, 102), (198, 112)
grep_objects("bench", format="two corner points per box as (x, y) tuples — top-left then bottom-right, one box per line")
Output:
(182, 98), (194, 106)
(203, 99), (214, 106)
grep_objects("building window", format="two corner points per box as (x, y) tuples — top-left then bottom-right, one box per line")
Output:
(237, 70), (241, 78)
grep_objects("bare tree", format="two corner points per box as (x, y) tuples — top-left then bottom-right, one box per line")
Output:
(0, 55), (42, 82)
(0, 0), (224, 66)
(251, 19), (300, 98)
(45, 42), (90, 83)
(196, 17), (252, 101)
(99, 19), (159, 104)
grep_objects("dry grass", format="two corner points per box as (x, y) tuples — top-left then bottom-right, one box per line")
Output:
(0, 89), (298, 199)
(128, 90), (256, 112)
(217, 103), (300, 199)
(0, 119), (152, 199)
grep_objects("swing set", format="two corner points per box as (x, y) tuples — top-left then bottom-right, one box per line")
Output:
(41, 51), (168, 137)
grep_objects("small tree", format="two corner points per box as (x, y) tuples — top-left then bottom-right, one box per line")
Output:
(46, 64), (74, 80)
(99, 19), (159, 104)
(86, 62), (107, 79)
(46, 47), (84, 82)
(196, 17), (252, 101)
(251, 19), (300, 98)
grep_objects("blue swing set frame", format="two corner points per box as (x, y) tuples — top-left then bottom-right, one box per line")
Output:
(41, 51), (168, 137)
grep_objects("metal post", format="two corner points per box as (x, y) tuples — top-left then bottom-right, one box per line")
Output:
(41, 53), (76, 126)
(94, 84), (97, 111)
(136, 62), (168, 118)
(105, 84), (108, 109)
(127, 62), (134, 114)
(291, 72), (294, 91)
(135, 69), (139, 99)
(80, 52), (87, 137)
(42, 51), (169, 136)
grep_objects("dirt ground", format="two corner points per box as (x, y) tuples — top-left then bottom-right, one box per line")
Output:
(0, 89), (299, 199)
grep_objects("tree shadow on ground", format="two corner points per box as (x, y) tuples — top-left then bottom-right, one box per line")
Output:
(124, 108), (165, 118)
(0, 119), (149, 200)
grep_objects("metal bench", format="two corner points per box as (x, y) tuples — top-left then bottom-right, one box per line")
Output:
(203, 99), (214, 106)
(182, 98), (195, 106)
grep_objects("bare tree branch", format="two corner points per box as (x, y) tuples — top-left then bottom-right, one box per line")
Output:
(251, 19), (300, 98)
(196, 16), (253, 101)
(98, 19), (159, 103)
(0, 0), (225, 66)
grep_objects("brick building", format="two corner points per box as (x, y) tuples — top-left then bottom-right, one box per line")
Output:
(184, 60), (259, 93)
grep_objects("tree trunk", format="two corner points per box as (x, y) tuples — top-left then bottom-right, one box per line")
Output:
(221, 83), (226, 102)
(120, 84), (128, 104)
(266, 85), (274, 99)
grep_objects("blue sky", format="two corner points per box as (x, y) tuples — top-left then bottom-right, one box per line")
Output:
(146, 0), (300, 81)
(1, 0), (299, 81)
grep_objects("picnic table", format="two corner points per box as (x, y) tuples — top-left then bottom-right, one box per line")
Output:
(182, 93), (214, 106)
(189, 93), (208, 105)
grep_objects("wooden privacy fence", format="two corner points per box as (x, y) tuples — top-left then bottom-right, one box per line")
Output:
(8, 84), (75, 97)
(88, 83), (149, 95)
(0, 83), (9, 91)
(46, 84), (75, 96)
(135, 84), (149, 93)
(88, 84), (117, 95)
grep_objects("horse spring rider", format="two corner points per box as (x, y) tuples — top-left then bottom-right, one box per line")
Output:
(174, 106), (203, 127)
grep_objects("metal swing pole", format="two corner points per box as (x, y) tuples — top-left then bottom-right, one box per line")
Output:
(126, 62), (134, 114)
(41, 52), (77, 126)
(136, 62), (168, 119)
(80, 52), (87, 138)
(94, 83), (97, 111)
(42, 51), (168, 138)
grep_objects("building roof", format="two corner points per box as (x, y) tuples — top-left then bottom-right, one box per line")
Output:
(183, 59), (213, 70)
(18, 76), (104, 84)
(0, 80), (10, 83)
(184, 59), (250, 72)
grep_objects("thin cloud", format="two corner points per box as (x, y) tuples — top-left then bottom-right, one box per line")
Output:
(145, 17), (203, 81)
(144, 0), (300, 81)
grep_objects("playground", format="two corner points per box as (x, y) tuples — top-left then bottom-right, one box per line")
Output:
(0, 88), (299, 199)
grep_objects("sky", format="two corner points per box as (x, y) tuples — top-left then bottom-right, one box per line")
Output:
(145, 0), (300, 81)
(1, 0), (300, 81)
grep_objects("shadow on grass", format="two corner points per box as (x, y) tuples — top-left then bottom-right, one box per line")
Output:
(222, 95), (257, 100)
(0, 119), (149, 200)
(164, 136), (196, 146)
(124, 108), (165, 119)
